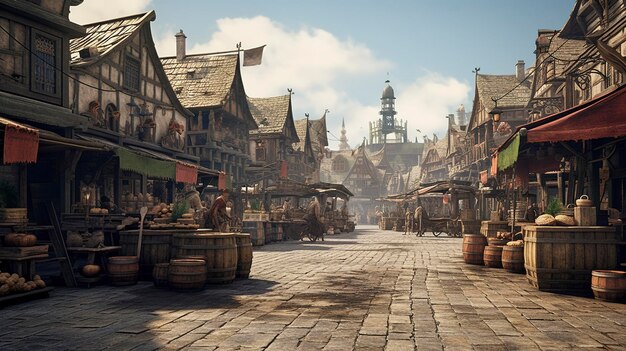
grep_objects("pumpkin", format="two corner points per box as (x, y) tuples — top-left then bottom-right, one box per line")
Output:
(18, 234), (37, 247)
(81, 264), (101, 277)
(3, 233), (21, 247)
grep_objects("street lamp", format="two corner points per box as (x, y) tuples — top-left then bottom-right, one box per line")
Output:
(489, 98), (502, 123)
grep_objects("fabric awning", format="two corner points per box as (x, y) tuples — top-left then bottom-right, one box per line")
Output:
(527, 84), (626, 143)
(0, 117), (39, 164)
(497, 134), (520, 171)
(116, 148), (176, 180)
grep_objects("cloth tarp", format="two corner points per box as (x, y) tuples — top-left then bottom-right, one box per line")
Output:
(176, 163), (198, 184)
(497, 134), (520, 171)
(527, 84), (626, 143)
(1, 117), (39, 164)
(115, 148), (176, 180)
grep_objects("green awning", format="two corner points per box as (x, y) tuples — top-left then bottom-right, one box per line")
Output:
(115, 148), (176, 180)
(497, 134), (520, 171)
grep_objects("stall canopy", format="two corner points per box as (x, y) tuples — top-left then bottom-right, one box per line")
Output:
(77, 135), (199, 183)
(497, 84), (626, 170)
(527, 84), (626, 143)
(308, 182), (355, 197)
(1, 117), (106, 164)
(417, 180), (475, 195)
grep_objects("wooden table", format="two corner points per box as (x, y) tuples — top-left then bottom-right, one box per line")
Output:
(0, 254), (49, 279)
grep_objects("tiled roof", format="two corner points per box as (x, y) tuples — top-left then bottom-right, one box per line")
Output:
(160, 54), (238, 108)
(248, 95), (291, 135)
(368, 145), (386, 167)
(70, 12), (155, 66)
(320, 149), (355, 184)
(293, 118), (309, 152)
(309, 115), (328, 153)
(476, 74), (531, 111)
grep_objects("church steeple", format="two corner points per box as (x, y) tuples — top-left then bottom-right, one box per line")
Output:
(338, 118), (350, 150)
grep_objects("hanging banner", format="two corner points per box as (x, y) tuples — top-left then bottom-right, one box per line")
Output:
(3, 123), (39, 164)
(480, 170), (488, 185)
(175, 163), (198, 184)
(490, 153), (498, 178)
(243, 45), (266, 66)
(218, 171), (227, 190)
(280, 160), (288, 178)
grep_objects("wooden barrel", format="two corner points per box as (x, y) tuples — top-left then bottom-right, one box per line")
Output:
(462, 234), (487, 265)
(108, 256), (139, 286)
(524, 226), (619, 291)
(276, 224), (284, 241)
(168, 259), (207, 291)
(234, 233), (253, 278)
(120, 230), (172, 279)
(480, 221), (509, 238)
(461, 220), (481, 235)
(502, 246), (524, 273)
(152, 263), (169, 287)
(591, 270), (626, 302)
(172, 233), (238, 284)
(243, 221), (265, 246)
(488, 238), (510, 246)
(265, 222), (272, 244)
(484, 246), (503, 268)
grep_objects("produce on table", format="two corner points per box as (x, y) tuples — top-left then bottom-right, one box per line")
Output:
(0, 271), (46, 296)
(535, 214), (557, 226)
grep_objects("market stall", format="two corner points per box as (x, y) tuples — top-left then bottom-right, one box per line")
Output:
(489, 85), (626, 292)
(414, 180), (476, 237)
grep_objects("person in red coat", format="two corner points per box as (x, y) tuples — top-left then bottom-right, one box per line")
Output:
(209, 190), (230, 232)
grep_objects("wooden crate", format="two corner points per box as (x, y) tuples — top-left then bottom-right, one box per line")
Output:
(0, 245), (48, 259)
(243, 211), (269, 222)
(0, 208), (27, 223)
(462, 220), (482, 235)
(524, 226), (619, 291)
(480, 221), (509, 238)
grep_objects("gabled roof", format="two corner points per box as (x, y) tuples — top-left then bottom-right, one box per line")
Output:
(345, 144), (381, 183)
(70, 12), (155, 66)
(161, 54), (239, 109)
(368, 144), (386, 167)
(248, 95), (297, 140)
(69, 11), (192, 118)
(293, 118), (310, 152)
(476, 74), (531, 112)
(309, 113), (328, 152)
(423, 138), (448, 165)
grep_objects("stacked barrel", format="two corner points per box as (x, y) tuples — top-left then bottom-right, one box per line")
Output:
(151, 233), (253, 291)
(462, 219), (486, 265)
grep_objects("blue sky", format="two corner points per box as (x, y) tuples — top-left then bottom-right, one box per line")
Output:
(71, 0), (576, 148)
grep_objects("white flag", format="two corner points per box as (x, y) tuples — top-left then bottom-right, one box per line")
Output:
(243, 45), (266, 66)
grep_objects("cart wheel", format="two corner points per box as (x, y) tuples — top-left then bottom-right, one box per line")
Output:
(308, 233), (318, 242)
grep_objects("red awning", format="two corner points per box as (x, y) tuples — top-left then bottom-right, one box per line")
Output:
(527, 84), (626, 143)
(176, 163), (198, 184)
(1, 117), (39, 164)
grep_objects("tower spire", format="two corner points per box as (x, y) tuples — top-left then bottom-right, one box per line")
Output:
(338, 118), (350, 150)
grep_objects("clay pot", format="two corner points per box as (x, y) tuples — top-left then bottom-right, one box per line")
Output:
(576, 195), (593, 207)
(81, 264), (101, 277)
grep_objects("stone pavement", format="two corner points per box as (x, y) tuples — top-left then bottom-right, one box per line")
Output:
(2, 225), (626, 350)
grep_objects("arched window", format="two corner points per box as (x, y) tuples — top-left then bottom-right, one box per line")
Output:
(105, 103), (120, 132)
(332, 155), (348, 173)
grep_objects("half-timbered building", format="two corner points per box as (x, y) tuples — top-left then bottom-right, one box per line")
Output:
(247, 94), (299, 184)
(161, 31), (257, 187)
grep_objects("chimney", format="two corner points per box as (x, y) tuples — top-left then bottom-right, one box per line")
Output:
(175, 29), (186, 61)
(516, 60), (525, 82)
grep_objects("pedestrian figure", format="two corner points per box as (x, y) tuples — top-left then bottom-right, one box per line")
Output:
(414, 205), (424, 236)
(208, 190), (231, 232)
(301, 196), (324, 241)
(404, 207), (413, 235)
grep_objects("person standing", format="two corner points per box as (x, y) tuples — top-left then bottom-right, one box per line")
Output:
(208, 190), (230, 232)
(302, 197), (324, 241)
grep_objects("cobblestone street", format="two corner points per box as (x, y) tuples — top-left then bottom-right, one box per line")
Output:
(3, 226), (626, 350)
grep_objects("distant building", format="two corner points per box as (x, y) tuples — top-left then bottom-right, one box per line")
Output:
(321, 80), (423, 201)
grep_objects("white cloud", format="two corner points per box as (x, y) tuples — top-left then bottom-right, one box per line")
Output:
(69, 0), (152, 24)
(396, 74), (470, 142)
